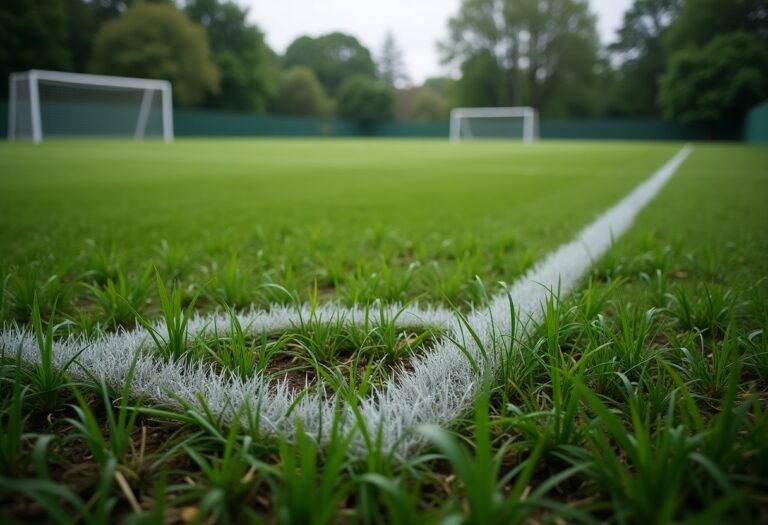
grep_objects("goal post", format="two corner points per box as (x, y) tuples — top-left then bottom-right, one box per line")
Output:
(7, 70), (174, 143)
(449, 107), (539, 144)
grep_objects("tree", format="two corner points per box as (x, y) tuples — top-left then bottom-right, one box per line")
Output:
(455, 51), (507, 107)
(659, 32), (768, 123)
(89, 0), (137, 22)
(413, 87), (450, 122)
(666, 0), (768, 50)
(272, 67), (330, 116)
(608, 0), (682, 117)
(185, 0), (275, 112)
(283, 32), (376, 96)
(90, 3), (219, 107)
(441, 0), (601, 117)
(378, 31), (410, 87)
(423, 76), (456, 98)
(0, 0), (72, 95)
(63, 0), (98, 72)
(335, 75), (394, 122)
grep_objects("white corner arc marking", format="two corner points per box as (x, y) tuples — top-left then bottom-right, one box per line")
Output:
(0, 145), (692, 458)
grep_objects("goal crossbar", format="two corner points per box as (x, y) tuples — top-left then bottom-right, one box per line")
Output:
(7, 69), (174, 143)
(450, 106), (538, 144)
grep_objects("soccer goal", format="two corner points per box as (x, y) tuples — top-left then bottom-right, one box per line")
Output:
(7, 70), (174, 143)
(449, 107), (538, 144)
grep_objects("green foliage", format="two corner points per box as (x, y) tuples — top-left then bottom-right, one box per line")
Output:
(89, 2), (219, 107)
(83, 264), (152, 330)
(25, 295), (82, 411)
(0, 0), (71, 96)
(335, 75), (394, 122)
(272, 67), (331, 117)
(0, 354), (30, 477)
(139, 269), (199, 362)
(608, 0), (682, 117)
(412, 81), (453, 122)
(271, 424), (353, 524)
(455, 51), (507, 108)
(665, 0), (768, 50)
(442, 0), (601, 117)
(283, 32), (376, 97)
(660, 32), (768, 123)
(185, 0), (275, 112)
(423, 76), (455, 97)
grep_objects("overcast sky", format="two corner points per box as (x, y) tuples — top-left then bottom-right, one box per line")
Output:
(243, 0), (632, 84)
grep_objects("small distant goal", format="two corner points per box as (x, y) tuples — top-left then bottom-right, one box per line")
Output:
(449, 107), (539, 144)
(7, 70), (174, 143)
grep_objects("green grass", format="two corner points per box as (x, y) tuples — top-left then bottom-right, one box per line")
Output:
(1, 139), (767, 523)
(0, 139), (679, 320)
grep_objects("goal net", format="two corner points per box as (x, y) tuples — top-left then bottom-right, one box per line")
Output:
(450, 107), (538, 144)
(7, 70), (174, 143)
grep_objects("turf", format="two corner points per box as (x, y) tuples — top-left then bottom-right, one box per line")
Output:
(0, 140), (767, 523)
(0, 139), (680, 316)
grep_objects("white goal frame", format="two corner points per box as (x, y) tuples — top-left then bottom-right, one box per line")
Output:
(449, 106), (538, 144)
(7, 69), (174, 143)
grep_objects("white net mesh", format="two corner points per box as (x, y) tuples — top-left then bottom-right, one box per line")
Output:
(450, 107), (538, 144)
(8, 71), (172, 142)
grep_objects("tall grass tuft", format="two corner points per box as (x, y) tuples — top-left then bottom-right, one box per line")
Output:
(25, 295), (84, 411)
(139, 269), (199, 362)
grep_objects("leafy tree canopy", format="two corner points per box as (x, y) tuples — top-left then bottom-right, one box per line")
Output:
(272, 66), (330, 117)
(659, 31), (768, 123)
(185, 0), (275, 112)
(608, 0), (682, 117)
(90, 2), (219, 107)
(0, 0), (72, 95)
(441, 0), (601, 117)
(455, 51), (507, 108)
(423, 76), (456, 98)
(413, 87), (450, 122)
(666, 0), (768, 50)
(283, 32), (376, 96)
(335, 75), (394, 121)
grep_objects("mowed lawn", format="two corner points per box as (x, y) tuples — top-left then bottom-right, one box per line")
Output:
(1, 140), (767, 523)
(0, 139), (681, 319)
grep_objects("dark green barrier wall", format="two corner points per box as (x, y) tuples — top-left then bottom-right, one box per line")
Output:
(174, 109), (360, 137)
(745, 102), (768, 145)
(0, 101), (754, 141)
(373, 121), (448, 137)
(540, 119), (741, 141)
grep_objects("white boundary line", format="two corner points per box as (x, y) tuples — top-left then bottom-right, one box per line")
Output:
(0, 146), (692, 459)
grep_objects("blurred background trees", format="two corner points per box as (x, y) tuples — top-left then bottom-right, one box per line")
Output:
(607, 0), (682, 117)
(440, 0), (601, 117)
(1, 0), (766, 123)
(184, 0), (275, 111)
(282, 32), (377, 97)
(90, 2), (219, 107)
(660, 32), (768, 123)
(336, 75), (394, 122)
(271, 67), (331, 116)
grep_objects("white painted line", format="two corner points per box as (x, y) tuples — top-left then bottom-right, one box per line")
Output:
(0, 145), (692, 458)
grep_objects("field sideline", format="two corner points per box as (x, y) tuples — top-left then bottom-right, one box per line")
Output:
(1, 139), (767, 523)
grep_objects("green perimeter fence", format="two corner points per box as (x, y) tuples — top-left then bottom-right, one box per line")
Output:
(744, 101), (768, 145)
(1, 101), (766, 142)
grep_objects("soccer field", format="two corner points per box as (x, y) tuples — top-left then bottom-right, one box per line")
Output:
(0, 140), (681, 307)
(1, 139), (767, 523)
